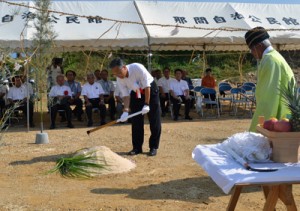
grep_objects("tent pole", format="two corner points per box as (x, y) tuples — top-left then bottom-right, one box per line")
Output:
(238, 52), (245, 83)
(134, 0), (151, 72)
(26, 62), (30, 132)
(148, 46), (152, 72)
(189, 49), (195, 64)
(202, 45), (206, 75)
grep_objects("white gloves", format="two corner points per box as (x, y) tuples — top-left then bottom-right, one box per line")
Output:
(142, 105), (150, 114)
(118, 112), (129, 122)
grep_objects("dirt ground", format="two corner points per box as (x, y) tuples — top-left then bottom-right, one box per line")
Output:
(0, 110), (299, 211)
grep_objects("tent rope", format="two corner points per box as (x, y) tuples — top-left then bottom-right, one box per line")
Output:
(2, 0), (300, 32)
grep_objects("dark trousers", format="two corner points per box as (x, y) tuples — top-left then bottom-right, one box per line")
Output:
(9, 100), (34, 125)
(85, 98), (106, 124)
(50, 103), (72, 126)
(171, 95), (191, 118)
(104, 95), (116, 120)
(0, 98), (5, 117)
(159, 93), (170, 114)
(130, 82), (161, 151)
(70, 98), (83, 119)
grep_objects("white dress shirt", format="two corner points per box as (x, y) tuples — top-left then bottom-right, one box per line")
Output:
(49, 85), (72, 97)
(7, 85), (28, 101)
(117, 63), (153, 97)
(169, 79), (189, 96)
(81, 82), (105, 99)
(157, 77), (174, 93)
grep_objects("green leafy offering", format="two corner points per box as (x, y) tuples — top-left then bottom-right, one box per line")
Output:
(47, 152), (107, 179)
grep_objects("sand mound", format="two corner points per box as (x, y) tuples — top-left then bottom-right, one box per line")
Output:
(75, 146), (136, 176)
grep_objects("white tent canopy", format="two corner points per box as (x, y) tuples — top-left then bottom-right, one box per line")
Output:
(1, 0), (300, 51)
(0, 1), (148, 51)
(136, 1), (300, 51)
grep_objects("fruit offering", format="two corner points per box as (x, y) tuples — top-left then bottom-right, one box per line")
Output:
(263, 117), (292, 132)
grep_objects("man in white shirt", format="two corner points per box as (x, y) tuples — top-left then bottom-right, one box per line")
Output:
(99, 69), (116, 120)
(7, 76), (34, 127)
(81, 73), (106, 127)
(64, 70), (83, 121)
(110, 58), (161, 156)
(0, 81), (9, 117)
(169, 69), (192, 121)
(157, 67), (173, 117)
(48, 74), (74, 129)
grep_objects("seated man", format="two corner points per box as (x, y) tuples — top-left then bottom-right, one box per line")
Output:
(182, 70), (195, 108)
(82, 73), (106, 127)
(64, 70), (83, 121)
(7, 76), (34, 127)
(99, 69), (116, 120)
(48, 75), (74, 129)
(114, 83), (124, 119)
(94, 69), (102, 82)
(169, 69), (192, 121)
(114, 84), (132, 124)
(0, 80), (9, 117)
(157, 67), (173, 117)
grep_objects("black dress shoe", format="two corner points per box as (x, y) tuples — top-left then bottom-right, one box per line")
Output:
(128, 149), (142, 156)
(148, 148), (157, 156)
(185, 116), (193, 120)
(50, 124), (56, 129)
(173, 116), (178, 121)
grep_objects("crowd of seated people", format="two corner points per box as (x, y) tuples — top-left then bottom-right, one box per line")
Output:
(0, 60), (222, 129)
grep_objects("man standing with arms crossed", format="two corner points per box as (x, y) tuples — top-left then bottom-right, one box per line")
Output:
(109, 58), (161, 156)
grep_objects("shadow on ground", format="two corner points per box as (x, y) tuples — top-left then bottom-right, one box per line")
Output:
(91, 176), (261, 203)
(9, 153), (70, 166)
(91, 177), (225, 203)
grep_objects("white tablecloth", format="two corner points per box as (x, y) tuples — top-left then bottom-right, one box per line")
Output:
(192, 144), (300, 194)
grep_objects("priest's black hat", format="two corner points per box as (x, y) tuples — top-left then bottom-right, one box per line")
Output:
(245, 27), (270, 48)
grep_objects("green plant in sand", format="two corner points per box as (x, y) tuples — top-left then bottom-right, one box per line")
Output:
(48, 152), (107, 179)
